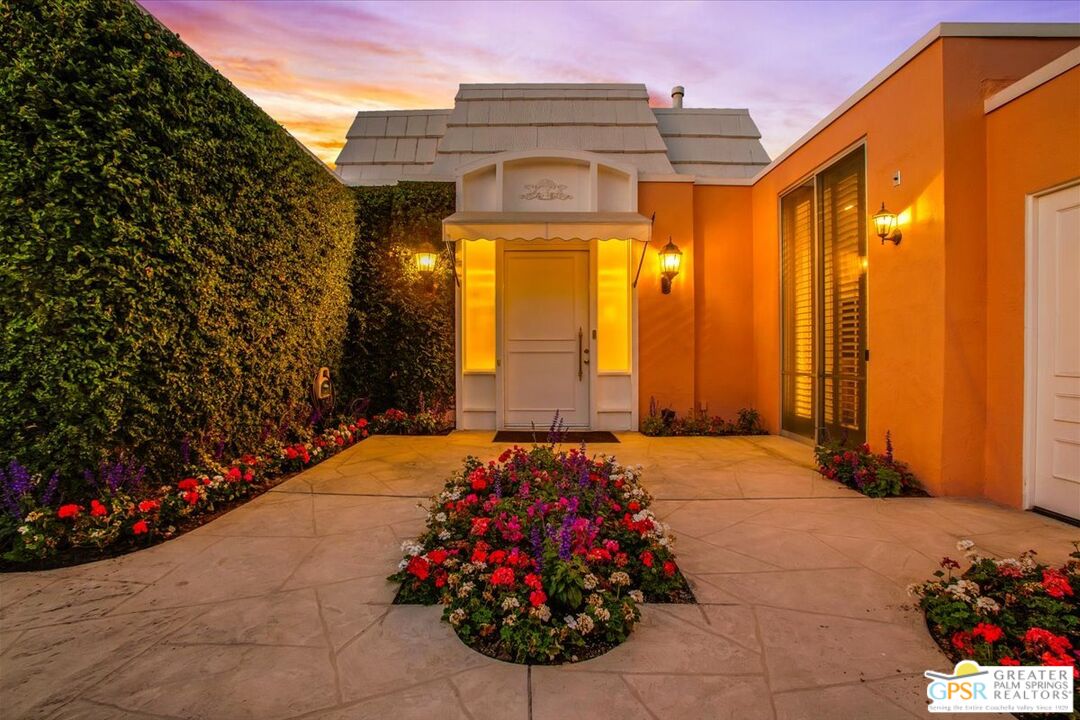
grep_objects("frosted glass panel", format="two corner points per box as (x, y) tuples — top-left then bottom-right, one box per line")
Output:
(464, 240), (495, 371)
(597, 239), (630, 372)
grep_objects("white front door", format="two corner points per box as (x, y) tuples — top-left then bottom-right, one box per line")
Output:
(1032, 183), (1080, 521)
(502, 250), (590, 428)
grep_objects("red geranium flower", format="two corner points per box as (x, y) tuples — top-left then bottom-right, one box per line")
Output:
(137, 499), (160, 513)
(524, 573), (543, 590)
(132, 520), (149, 535)
(226, 467), (241, 482)
(427, 549), (449, 565)
(243, 469), (255, 482)
(972, 623), (1004, 644)
(407, 555), (430, 580)
(177, 478), (198, 491)
(999, 657), (1021, 666)
(663, 560), (677, 577)
(1041, 568), (1073, 599)
(434, 569), (448, 588)
(471, 545), (489, 564)
(641, 550), (654, 568)
(952, 631), (974, 654)
(470, 517), (491, 536)
(529, 589), (547, 607)
(490, 567), (515, 586)
(285, 447), (298, 460)
(487, 549), (506, 565)
(90, 499), (108, 517)
(57, 503), (81, 519)
(627, 500), (641, 512)
(183, 489), (199, 506)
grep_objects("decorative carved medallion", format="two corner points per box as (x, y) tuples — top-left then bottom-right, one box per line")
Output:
(520, 178), (572, 201)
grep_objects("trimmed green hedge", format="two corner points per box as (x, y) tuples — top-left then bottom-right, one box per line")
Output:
(341, 183), (455, 414)
(0, 0), (356, 488)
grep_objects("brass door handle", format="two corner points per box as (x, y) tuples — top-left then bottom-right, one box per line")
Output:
(578, 328), (583, 380)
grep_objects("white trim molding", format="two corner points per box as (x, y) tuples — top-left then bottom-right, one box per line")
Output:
(985, 46), (1080, 113)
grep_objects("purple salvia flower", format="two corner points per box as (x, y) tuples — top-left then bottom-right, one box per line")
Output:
(530, 523), (544, 571)
(558, 513), (575, 561)
(41, 471), (59, 507)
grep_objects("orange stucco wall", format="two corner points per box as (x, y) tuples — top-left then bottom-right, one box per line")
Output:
(693, 185), (755, 419)
(752, 40), (951, 494)
(984, 66), (1080, 507)
(637, 181), (696, 419)
(634, 35), (1078, 503)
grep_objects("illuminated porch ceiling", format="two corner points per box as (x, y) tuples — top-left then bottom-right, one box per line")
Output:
(442, 211), (652, 242)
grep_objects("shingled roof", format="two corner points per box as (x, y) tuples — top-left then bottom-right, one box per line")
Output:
(335, 84), (770, 185)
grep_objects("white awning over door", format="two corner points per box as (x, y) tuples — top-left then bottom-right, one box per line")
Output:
(443, 212), (652, 242)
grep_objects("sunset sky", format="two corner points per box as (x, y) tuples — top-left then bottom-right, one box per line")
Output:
(142, 0), (1079, 166)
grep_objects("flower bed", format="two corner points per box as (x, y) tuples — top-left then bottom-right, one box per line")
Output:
(910, 539), (1079, 704)
(641, 403), (767, 437)
(389, 444), (693, 664)
(814, 432), (923, 498)
(0, 417), (370, 568)
(370, 408), (453, 435)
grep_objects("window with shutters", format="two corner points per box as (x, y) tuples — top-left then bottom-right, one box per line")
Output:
(781, 184), (816, 438)
(780, 147), (867, 445)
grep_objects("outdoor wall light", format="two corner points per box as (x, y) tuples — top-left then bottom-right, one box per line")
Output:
(873, 203), (902, 245)
(658, 237), (682, 294)
(414, 244), (439, 275)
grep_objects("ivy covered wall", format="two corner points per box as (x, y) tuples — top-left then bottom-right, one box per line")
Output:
(0, 0), (356, 486)
(340, 183), (456, 415)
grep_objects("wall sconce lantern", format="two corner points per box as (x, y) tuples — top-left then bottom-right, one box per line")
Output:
(658, 237), (682, 294)
(414, 243), (439, 275)
(872, 203), (902, 245)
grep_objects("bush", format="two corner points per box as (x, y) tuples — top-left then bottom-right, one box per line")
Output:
(0, 0), (356, 489)
(911, 540), (1078, 691)
(340, 183), (455, 415)
(1, 415), (370, 564)
(640, 400), (767, 437)
(814, 432), (917, 497)
(390, 444), (692, 664)
(370, 408), (450, 435)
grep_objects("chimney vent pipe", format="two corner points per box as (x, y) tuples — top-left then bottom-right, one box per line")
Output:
(671, 85), (684, 109)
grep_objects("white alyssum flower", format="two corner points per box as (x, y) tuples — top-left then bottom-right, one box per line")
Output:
(563, 615), (578, 629)
(457, 582), (475, 598)
(438, 529), (452, 541)
(609, 571), (630, 587)
(587, 593), (603, 607)
(975, 596), (1001, 614)
(583, 574), (598, 590)
(448, 609), (466, 626)
(401, 539), (423, 556)
(628, 590), (644, 603)
(532, 604), (551, 622)
(435, 512), (447, 523)
(593, 606), (611, 622)
(575, 613), (595, 634)
(501, 596), (520, 611)
(945, 579), (980, 602)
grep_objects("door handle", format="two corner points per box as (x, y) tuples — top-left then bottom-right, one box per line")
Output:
(578, 328), (583, 380)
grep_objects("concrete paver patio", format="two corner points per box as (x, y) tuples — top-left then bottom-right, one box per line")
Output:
(2, 432), (1077, 719)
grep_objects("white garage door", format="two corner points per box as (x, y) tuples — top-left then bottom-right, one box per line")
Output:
(1032, 183), (1080, 522)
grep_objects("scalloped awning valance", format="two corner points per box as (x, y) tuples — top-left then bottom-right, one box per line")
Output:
(442, 212), (652, 242)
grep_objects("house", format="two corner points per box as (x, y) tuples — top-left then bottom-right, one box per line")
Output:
(335, 23), (1080, 521)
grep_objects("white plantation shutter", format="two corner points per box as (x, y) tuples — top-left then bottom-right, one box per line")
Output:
(819, 151), (867, 444)
(781, 185), (816, 438)
(780, 148), (867, 445)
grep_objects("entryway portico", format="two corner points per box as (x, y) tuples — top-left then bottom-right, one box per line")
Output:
(443, 150), (652, 431)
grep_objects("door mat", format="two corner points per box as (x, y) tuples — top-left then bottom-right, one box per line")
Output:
(493, 431), (620, 444)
